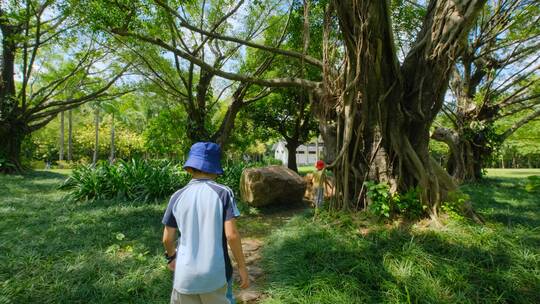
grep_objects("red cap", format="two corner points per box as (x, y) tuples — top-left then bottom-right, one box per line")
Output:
(315, 160), (325, 170)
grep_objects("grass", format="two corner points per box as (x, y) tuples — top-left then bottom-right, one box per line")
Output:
(1, 169), (539, 303)
(259, 169), (540, 303)
(0, 170), (171, 304)
(297, 166), (313, 176)
(0, 169), (303, 304)
(485, 168), (540, 178)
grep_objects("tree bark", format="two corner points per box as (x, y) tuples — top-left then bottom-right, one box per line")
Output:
(431, 127), (482, 181)
(285, 139), (300, 173)
(0, 123), (26, 173)
(320, 0), (485, 214)
(68, 109), (73, 161)
(212, 95), (244, 147)
(59, 112), (64, 161)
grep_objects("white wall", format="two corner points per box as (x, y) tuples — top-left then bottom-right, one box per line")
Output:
(273, 140), (324, 166)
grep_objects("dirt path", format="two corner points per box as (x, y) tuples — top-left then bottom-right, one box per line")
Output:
(231, 238), (266, 303)
(230, 202), (310, 303)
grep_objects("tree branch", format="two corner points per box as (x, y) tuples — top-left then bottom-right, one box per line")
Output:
(111, 30), (321, 89)
(151, 0), (324, 68)
(501, 107), (540, 140)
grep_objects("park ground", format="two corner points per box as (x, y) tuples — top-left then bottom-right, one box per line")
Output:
(0, 169), (539, 303)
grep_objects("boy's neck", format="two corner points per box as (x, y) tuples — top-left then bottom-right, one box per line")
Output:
(191, 172), (218, 180)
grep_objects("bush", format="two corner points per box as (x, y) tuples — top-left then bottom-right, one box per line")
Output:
(441, 191), (469, 221)
(217, 162), (245, 198)
(60, 159), (190, 202)
(365, 181), (392, 218)
(61, 158), (285, 204)
(364, 181), (424, 219)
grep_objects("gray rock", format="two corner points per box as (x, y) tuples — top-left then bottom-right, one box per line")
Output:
(240, 166), (307, 207)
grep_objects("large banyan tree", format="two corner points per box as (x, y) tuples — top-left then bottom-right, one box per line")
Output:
(78, 0), (487, 215)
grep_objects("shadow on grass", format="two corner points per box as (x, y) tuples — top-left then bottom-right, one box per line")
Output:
(462, 177), (540, 227)
(261, 216), (539, 304)
(237, 201), (309, 239)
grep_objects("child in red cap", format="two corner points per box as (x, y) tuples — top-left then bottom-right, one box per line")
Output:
(312, 160), (327, 209)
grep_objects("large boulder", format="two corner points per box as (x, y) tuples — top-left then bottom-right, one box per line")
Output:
(240, 166), (306, 207)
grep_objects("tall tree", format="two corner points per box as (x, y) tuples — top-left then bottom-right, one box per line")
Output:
(78, 0), (487, 216)
(431, 0), (540, 181)
(67, 109), (73, 161)
(92, 0), (287, 147)
(0, 1), (127, 172)
(244, 88), (318, 172)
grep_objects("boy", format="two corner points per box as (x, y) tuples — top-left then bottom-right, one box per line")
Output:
(162, 142), (249, 304)
(312, 160), (327, 209)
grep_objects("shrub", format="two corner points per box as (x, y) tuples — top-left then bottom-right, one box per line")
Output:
(217, 162), (245, 198)
(393, 187), (424, 219)
(365, 181), (392, 218)
(364, 181), (424, 219)
(60, 159), (190, 203)
(441, 191), (469, 221)
(61, 158), (286, 204)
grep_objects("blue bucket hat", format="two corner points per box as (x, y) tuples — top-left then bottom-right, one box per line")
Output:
(183, 142), (223, 175)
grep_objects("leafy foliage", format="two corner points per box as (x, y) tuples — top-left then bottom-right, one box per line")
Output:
(364, 181), (423, 219)
(441, 191), (469, 221)
(60, 159), (190, 202)
(60, 157), (283, 203)
(364, 181), (392, 218)
(143, 107), (190, 157)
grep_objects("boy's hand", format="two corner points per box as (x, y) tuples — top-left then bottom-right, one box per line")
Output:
(167, 259), (176, 271)
(238, 267), (249, 289)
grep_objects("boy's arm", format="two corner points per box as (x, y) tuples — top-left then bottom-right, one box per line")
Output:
(162, 226), (177, 271)
(224, 219), (249, 289)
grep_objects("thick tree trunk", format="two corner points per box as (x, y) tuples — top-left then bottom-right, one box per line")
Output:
(0, 124), (26, 173)
(59, 112), (64, 161)
(432, 127), (482, 182)
(68, 110), (73, 161)
(285, 139), (300, 173)
(322, 0), (484, 215)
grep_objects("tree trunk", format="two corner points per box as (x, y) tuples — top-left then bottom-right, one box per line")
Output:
(212, 97), (243, 147)
(285, 139), (300, 173)
(110, 112), (115, 163)
(59, 112), (64, 161)
(92, 107), (99, 166)
(432, 127), (482, 182)
(0, 124), (26, 173)
(320, 0), (484, 215)
(68, 110), (73, 161)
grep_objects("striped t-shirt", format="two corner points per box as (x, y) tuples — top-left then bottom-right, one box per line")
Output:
(162, 178), (240, 294)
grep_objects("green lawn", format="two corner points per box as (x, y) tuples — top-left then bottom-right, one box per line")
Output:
(1, 169), (539, 303)
(0, 170), (171, 303)
(258, 169), (540, 303)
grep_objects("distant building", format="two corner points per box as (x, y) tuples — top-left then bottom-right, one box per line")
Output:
(273, 138), (324, 166)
